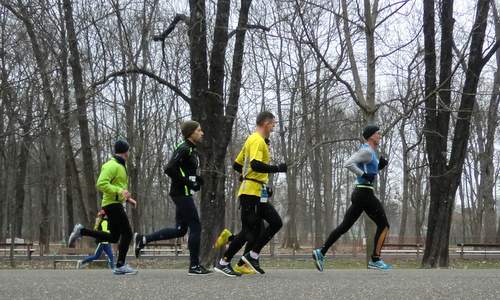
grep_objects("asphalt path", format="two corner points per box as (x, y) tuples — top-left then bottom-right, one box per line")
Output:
(1, 268), (499, 300)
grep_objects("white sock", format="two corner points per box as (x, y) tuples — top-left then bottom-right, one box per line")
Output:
(250, 251), (259, 259)
(219, 259), (229, 266)
(142, 236), (147, 245)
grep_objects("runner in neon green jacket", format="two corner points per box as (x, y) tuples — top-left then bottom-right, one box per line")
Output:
(96, 156), (129, 207)
(68, 140), (138, 275)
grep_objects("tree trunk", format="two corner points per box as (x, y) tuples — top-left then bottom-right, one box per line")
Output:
(398, 123), (409, 244)
(322, 141), (334, 240)
(63, 0), (98, 220)
(39, 135), (56, 255)
(58, 2), (80, 233)
(13, 97), (32, 237)
(186, 0), (253, 264)
(313, 63), (326, 247)
(277, 66), (298, 249)
(479, 10), (500, 243)
(422, 0), (493, 267)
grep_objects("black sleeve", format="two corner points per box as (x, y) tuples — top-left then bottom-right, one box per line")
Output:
(164, 146), (188, 183)
(250, 159), (279, 173)
(233, 162), (243, 173)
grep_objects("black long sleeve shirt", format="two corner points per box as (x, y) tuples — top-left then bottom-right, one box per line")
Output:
(164, 139), (200, 197)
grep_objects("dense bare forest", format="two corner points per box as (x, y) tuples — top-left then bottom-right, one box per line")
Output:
(0, 0), (499, 268)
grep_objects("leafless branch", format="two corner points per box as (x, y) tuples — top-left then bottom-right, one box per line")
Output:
(152, 13), (189, 41)
(228, 23), (271, 39)
(91, 67), (192, 104)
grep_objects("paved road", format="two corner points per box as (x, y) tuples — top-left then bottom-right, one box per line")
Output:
(1, 269), (499, 300)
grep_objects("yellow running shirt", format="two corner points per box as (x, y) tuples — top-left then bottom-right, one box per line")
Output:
(235, 132), (270, 197)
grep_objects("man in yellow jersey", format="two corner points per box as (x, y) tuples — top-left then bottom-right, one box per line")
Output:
(214, 111), (287, 277)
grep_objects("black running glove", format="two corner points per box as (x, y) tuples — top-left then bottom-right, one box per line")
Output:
(196, 175), (204, 186)
(188, 180), (201, 192)
(361, 173), (376, 183)
(266, 186), (274, 198)
(276, 163), (287, 173)
(378, 156), (388, 170)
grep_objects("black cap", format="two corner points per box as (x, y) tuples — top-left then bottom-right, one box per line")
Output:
(362, 125), (380, 140)
(114, 140), (129, 154)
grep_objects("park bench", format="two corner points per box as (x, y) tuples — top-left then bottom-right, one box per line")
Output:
(381, 243), (423, 256)
(53, 247), (104, 269)
(139, 240), (183, 256)
(0, 242), (35, 260)
(456, 243), (500, 258)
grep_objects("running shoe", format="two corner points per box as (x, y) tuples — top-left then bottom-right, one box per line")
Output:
(234, 263), (257, 275)
(241, 253), (265, 274)
(133, 232), (144, 258)
(113, 264), (138, 275)
(368, 259), (393, 270)
(188, 265), (213, 276)
(214, 262), (241, 277)
(312, 248), (325, 272)
(214, 229), (232, 249)
(68, 224), (84, 247)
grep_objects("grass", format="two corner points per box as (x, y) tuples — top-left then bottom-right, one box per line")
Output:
(2, 257), (500, 270)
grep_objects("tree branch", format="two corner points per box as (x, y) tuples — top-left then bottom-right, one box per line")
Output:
(152, 13), (189, 41)
(289, 137), (360, 169)
(481, 40), (500, 68)
(91, 67), (192, 104)
(228, 23), (271, 39)
(296, 0), (363, 109)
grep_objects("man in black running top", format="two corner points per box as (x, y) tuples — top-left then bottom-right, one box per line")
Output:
(133, 120), (211, 276)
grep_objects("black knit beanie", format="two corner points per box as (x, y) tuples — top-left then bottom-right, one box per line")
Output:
(114, 140), (130, 154)
(362, 125), (380, 140)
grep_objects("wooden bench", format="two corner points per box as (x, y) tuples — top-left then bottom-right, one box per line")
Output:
(456, 243), (500, 258)
(140, 241), (183, 256)
(53, 247), (101, 269)
(53, 259), (108, 269)
(57, 247), (97, 255)
(0, 243), (35, 260)
(381, 243), (423, 256)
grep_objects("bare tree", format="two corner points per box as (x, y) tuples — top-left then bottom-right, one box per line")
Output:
(422, 0), (499, 267)
(62, 0), (99, 223)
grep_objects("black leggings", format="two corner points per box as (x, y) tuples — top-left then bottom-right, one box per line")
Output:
(321, 187), (389, 260)
(224, 195), (283, 262)
(80, 203), (132, 268)
(145, 196), (201, 266)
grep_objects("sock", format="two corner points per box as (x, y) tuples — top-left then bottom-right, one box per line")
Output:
(371, 256), (380, 262)
(116, 261), (124, 268)
(320, 248), (327, 256)
(219, 258), (229, 266)
(249, 251), (259, 259)
(142, 236), (147, 246)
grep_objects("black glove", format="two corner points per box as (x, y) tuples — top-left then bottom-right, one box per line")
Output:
(196, 175), (204, 186)
(182, 176), (200, 191)
(277, 163), (287, 173)
(266, 186), (274, 198)
(378, 156), (388, 170)
(361, 173), (376, 183)
(188, 180), (201, 192)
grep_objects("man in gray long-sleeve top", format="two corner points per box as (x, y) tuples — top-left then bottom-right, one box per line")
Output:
(312, 125), (392, 271)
